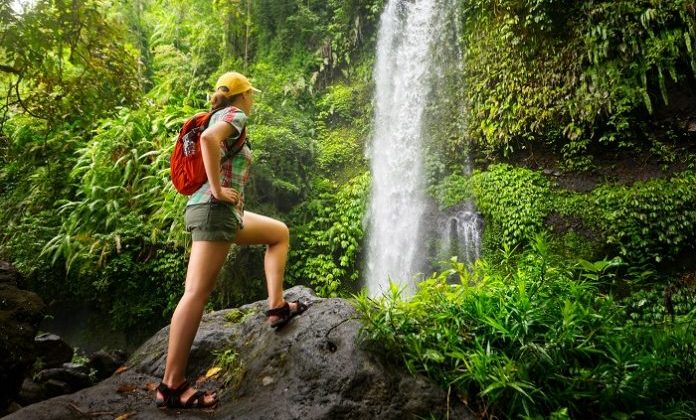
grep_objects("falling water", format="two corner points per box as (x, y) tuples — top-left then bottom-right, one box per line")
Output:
(436, 202), (482, 269)
(365, 0), (456, 296)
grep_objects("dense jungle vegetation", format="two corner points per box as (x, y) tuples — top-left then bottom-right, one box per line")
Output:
(1, 0), (695, 418)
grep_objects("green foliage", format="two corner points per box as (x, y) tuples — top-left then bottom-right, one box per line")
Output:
(246, 121), (314, 212)
(0, 0), (141, 126)
(289, 172), (369, 297)
(460, 0), (696, 166)
(40, 105), (189, 273)
(0, 116), (81, 213)
(355, 239), (696, 418)
(278, 76), (373, 298)
(1, 102), (191, 330)
(461, 0), (577, 157)
(315, 127), (362, 176)
(625, 286), (696, 325)
(551, 231), (603, 263)
(590, 172), (696, 263)
(468, 164), (552, 247)
(0, 116), (82, 291)
(224, 307), (255, 324)
(254, 0), (328, 58)
(212, 245), (268, 310)
(254, 0), (384, 84)
(431, 166), (554, 254)
(428, 173), (471, 210)
(422, 21), (471, 179)
(550, 170), (696, 265)
(314, 82), (371, 180)
(98, 245), (186, 331)
(211, 347), (245, 388)
(143, 0), (232, 105)
(0, 209), (65, 295)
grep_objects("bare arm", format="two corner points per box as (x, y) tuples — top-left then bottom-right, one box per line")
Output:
(200, 121), (239, 204)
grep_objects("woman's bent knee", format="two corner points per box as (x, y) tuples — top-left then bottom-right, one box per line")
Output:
(268, 218), (289, 245)
(279, 222), (290, 243)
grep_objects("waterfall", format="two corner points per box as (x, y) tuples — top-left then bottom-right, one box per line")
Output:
(365, 0), (464, 297)
(437, 202), (482, 270)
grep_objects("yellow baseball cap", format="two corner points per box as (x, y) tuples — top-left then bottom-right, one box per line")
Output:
(215, 72), (261, 97)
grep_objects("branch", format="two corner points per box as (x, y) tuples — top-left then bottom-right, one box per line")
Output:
(14, 77), (45, 120)
(0, 64), (21, 74)
(0, 75), (19, 131)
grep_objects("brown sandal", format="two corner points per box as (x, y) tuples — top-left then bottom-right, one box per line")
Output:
(155, 380), (218, 409)
(266, 300), (308, 329)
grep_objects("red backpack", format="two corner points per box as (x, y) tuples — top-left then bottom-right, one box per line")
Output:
(170, 106), (246, 195)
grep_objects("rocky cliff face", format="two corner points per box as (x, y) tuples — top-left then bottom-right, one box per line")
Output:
(6, 286), (472, 419)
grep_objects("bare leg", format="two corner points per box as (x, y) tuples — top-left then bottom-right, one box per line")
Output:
(234, 211), (295, 315)
(158, 240), (231, 406)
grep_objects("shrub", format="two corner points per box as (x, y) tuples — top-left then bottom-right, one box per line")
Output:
(590, 172), (696, 263)
(468, 164), (552, 248)
(289, 172), (369, 296)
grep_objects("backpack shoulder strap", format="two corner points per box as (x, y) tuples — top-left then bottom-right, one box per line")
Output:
(220, 106), (248, 161)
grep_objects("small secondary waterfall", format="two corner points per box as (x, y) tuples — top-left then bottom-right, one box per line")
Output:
(436, 202), (482, 269)
(365, 0), (476, 296)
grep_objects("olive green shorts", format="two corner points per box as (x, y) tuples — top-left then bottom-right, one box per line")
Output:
(185, 202), (241, 242)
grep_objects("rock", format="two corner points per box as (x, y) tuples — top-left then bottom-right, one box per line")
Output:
(6, 286), (474, 419)
(0, 261), (19, 287)
(17, 378), (44, 406)
(0, 261), (45, 416)
(17, 364), (92, 406)
(61, 362), (90, 375)
(35, 366), (91, 390)
(34, 333), (74, 368)
(542, 169), (561, 177)
(42, 379), (72, 398)
(88, 349), (127, 380)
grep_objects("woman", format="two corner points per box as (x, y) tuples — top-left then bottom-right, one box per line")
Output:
(155, 72), (307, 409)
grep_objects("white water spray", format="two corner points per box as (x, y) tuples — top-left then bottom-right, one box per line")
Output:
(437, 202), (482, 268)
(365, 0), (453, 297)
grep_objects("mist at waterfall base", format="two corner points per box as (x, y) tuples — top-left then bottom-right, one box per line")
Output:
(364, 0), (482, 298)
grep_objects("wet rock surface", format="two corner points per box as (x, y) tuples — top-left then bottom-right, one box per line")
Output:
(7, 286), (473, 419)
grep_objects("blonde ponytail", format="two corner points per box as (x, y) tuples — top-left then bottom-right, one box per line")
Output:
(210, 89), (242, 112)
